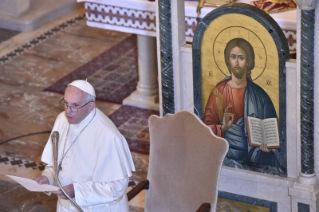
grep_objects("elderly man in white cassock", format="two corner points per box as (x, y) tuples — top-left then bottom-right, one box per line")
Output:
(35, 79), (136, 211)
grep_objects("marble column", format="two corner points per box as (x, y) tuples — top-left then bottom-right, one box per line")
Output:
(123, 35), (159, 110)
(289, 0), (319, 211)
(295, 0), (318, 187)
(158, 0), (175, 115)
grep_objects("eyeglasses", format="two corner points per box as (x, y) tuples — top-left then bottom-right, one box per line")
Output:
(59, 98), (93, 112)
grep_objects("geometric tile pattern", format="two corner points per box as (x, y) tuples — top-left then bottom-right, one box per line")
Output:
(282, 29), (297, 52)
(0, 155), (46, 170)
(0, 15), (85, 66)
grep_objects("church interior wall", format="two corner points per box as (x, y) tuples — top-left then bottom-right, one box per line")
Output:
(158, 0), (319, 211)
(0, 0), (317, 210)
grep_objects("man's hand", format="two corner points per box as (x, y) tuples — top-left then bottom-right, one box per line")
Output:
(260, 143), (276, 152)
(34, 176), (49, 185)
(222, 103), (234, 132)
(53, 184), (75, 200)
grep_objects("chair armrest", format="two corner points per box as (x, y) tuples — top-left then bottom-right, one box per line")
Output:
(196, 203), (211, 212)
(127, 180), (150, 201)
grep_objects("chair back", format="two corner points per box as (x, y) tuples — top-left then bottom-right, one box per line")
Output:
(145, 111), (229, 212)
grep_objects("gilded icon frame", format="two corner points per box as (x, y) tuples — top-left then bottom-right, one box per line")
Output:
(192, 3), (289, 176)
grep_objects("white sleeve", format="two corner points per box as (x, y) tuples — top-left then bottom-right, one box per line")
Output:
(41, 165), (55, 185)
(73, 176), (129, 207)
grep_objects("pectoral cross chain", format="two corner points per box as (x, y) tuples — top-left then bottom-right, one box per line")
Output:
(58, 164), (63, 171)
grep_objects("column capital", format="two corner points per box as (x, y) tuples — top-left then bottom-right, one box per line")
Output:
(295, 0), (318, 10)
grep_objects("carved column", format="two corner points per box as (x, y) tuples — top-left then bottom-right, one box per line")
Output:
(158, 0), (175, 115)
(295, 0), (318, 187)
(288, 2), (319, 211)
(123, 35), (159, 110)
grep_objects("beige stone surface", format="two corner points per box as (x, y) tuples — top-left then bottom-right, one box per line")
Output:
(0, 0), (30, 17)
(0, 0), (78, 31)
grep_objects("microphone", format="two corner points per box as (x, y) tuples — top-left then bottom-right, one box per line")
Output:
(51, 131), (59, 175)
(50, 131), (84, 212)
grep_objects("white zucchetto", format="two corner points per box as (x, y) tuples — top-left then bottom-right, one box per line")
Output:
(68, 79), (96, 97)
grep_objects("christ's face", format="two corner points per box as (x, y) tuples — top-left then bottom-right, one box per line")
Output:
(229, 46), (248, 79)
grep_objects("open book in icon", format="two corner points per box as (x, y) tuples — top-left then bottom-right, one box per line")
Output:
(246, 117), (280, 149)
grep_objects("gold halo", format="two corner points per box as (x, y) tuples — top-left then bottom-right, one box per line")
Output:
(212, 26), (267, 81)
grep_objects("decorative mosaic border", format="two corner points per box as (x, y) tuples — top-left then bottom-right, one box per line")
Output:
(0, 155), (46, 170)
(84, 2), (297, 52)
(185, 16), (198, 42)
(85, 3), (156, 32)
(0, 15), (85, 66)
(282, 29), (297, 52)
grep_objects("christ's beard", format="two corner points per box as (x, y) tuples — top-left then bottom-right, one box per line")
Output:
(231, 67), (245, 79)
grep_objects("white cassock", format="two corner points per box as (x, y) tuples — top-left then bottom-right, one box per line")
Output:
(41, 108), (136, 212)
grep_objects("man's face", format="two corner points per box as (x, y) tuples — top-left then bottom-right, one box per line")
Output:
(229, 46), (248, 80)
(63, 86), (94, 124)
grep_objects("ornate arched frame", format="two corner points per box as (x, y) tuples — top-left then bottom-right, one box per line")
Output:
(192, 3), (289, 176)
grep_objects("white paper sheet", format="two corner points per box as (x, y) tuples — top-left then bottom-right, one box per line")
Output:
(6, 175), (59, 192)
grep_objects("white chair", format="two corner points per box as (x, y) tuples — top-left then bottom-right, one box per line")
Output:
(127, 111), (229, 212)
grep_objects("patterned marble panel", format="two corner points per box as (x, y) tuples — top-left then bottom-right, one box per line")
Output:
(298, 203), (310, 212)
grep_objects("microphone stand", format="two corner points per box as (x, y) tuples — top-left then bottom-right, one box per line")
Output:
(51, 131), (84, 212)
